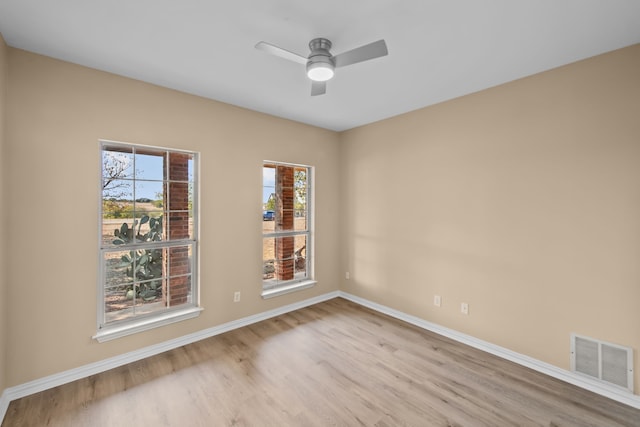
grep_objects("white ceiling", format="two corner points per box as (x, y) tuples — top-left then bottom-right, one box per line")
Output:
(1, 1), (639, 131)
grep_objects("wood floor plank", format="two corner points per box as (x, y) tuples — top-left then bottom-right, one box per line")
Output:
(3, 297), (639, 426)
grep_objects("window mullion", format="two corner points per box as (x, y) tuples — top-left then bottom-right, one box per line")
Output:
(135, 246), (140, 317)
(104, 239), (194, 252)
(263, 230), (307, 238)
(166, 245), (171, 308)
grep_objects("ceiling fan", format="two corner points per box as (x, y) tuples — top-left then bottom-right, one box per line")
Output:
(255, 38), (388, 96)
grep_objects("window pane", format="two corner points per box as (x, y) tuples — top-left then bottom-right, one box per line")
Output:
(102, 218), (132, 248)
(102, 219), (120, 247)
(167, 211), (192, 240)
(136, 278), (164, 303)
(188, 157), (195, 182)
(262, 235), (307, 283)
(102, 149), (134, 181)
(105, 281), (167, 323)
(136, 213), (164, 241)
(293, 235), (308, 280)
(263, 237), (275, 280)
(135, 151), (165, 181)
(133, 246), (166, 281)
(104, 249), (135, 322)
(131, 282), (167, 318)
(166, 274), (192, 307)
(279, 207), (295, 231)
(168, 245), (191, 276)
(294, 167), (307, 216)
(104, 250), (135, 288)
(135, 180), (164, 204)
(102, 150), (134, 248)
(263, 235), (303, 289)
(102, 180), (135, 248)
(263, 166), (276, 209)
(168, 182), (189, 210)
(105, 218), (159, 247)
(262, 212), (276, 232)
(165, 245), (193, 307)
(104, 248), (166, 286)
(276, 165), (295, 231)
(168, 152), (193, 181)
(187, 183), (194, 211)
(104, 287), (135, 323)
(294, 213), (307, 231)
(103, 246), (167, 322)
(102, 177), (134, 203)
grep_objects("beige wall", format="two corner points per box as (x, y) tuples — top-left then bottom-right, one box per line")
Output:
(0, 33), (7, 393)
(4, 48), (341, 386)
(3, 40), (639, 397)
(340, 44), (640, 394)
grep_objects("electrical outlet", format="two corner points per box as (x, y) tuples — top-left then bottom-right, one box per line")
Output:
(461, 302), (469, 315)
(433, 295), (441, 307)
(345, 271), (350, 280)
(233, 291), (241, 302)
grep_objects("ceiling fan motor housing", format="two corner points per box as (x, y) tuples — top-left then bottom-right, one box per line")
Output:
(306, 38), (335, 81)
(255, 36), (388, 92)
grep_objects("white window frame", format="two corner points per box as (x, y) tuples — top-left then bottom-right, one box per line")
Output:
(262, 161), (315, 299)
(95, 140), (201, 342)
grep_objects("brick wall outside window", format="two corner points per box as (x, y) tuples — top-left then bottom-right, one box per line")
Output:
(275, 165), (295, 281)
(165, 152), (191, 305)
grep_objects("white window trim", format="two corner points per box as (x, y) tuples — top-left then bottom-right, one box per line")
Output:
(96, 139), (201, 341)
(93, 306), (204, 343)
(262, 280), (317, 299)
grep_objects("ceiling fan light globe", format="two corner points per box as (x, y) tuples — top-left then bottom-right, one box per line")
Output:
(306, 62), (334, 82)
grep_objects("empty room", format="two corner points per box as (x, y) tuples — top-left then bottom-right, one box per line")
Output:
(1, 1), (640, 426)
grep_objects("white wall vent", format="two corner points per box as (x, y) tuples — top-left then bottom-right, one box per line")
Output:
(571, 333), (634, 392)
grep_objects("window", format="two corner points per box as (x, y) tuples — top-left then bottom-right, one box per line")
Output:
(262, 162), (314, 298)
(96, 141), (200, 341)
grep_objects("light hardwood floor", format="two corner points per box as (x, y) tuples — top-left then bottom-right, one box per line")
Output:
(4, 298), (639, 426)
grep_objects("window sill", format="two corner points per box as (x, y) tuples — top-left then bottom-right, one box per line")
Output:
(93, 306), (203, 343)
(261, 280), (316, 299)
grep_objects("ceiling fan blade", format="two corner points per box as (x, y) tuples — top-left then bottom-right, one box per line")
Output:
(311, 81), (326, 96)
(255, 41), (307, 65)
(334, 39), (388, 68)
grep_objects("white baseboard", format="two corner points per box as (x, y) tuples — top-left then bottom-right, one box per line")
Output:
(0, 290), (340, 422)
(2, 288), (638, 425)
(0, 390), (9, 424)
(337, 291), (640, 410)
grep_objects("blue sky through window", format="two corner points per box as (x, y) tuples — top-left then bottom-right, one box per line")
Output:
(263, 166), (275, 205)
(103, 149), (195, 201)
